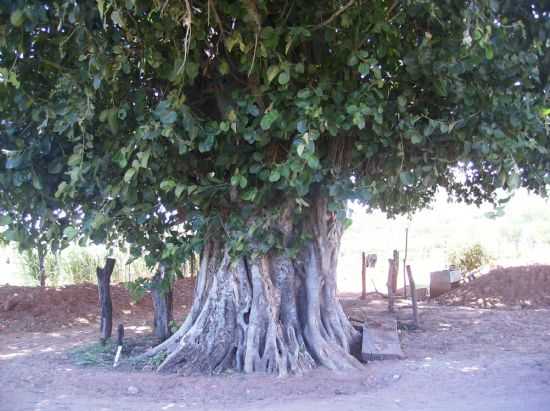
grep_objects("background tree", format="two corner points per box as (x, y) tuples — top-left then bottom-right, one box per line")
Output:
(1, 0), (548, 375)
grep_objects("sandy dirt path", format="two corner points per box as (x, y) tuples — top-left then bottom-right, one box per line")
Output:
(1, 304), (549, 411)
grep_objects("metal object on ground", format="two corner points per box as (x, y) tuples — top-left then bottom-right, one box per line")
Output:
(430, 269), (462, 298)
(113, 324), (124, 368)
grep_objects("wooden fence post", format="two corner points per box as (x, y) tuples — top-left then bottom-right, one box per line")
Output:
(387, 258), (395, 313)
(406, 265), (418, 328)
(392, 249), (399, 294)
(97, 257), (116, 342)
(361, 252), (367, 300)
(151, 266), (173, 342)
(403, 228), (409, 298)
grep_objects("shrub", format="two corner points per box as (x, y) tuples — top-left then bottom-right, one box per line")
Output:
(448, 243), (492, 272)
(15, 245), (150, 286)
(20, 249), (60, 286)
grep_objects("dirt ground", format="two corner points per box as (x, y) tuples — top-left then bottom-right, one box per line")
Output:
(1, 273), (550, 411)
(0, 278), (195, 333)
(437, 264), (550, 309)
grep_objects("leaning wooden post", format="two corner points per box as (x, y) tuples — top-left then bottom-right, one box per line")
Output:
(387, 258), (395, 313)
(97, 257), (116, 343)
(151, 266), (173, 341)
(392, 249), (399, 294)
(361, 252), (367, 300)
(406, 265), (418, 328)
(403, 228), (409, 298)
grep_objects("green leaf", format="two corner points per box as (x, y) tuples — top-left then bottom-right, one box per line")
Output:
(400, 171), (414, 186)
(175, 184), (185, 198)
(296, 120), (308, 134)
(267, 65), (280, 83)
(353, 113), (365, 130)
(161, 111), (177, 125)
(97, 0), (105, 19)
(186, 62), (199, 80)
(218, 60), (230, 75)
(124, 168), (136, 183)
(411, 132), (423, 145)
(297, 89), (311, 99)
(32, 174), (43, 190)
(111, 10), (124, 27)
(113, 151), (128, 168)
(10, 10), (25, 27)
(63, 226), (78, 241)
(260, 110), (279, 130)
(241, 188), (257, 201)
(230, 175), (240, 186)
(219, 121), (230, 132)
(5, 152), (25, 169)
(0, 215), (12, 226)
(269, 170), (281, 182)
(278, 71), (290, 85)
(160, 179), (177, 191)
(397, 95), (407, 111)
(297, 143), (305, 157)
(358, 63), (370, 76)
(347, 55), (358, 66)
(199, 135), (215, 152)
(239, 176), (248, 189)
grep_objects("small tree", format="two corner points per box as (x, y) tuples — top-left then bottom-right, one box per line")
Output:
(449, 243), (492, 273)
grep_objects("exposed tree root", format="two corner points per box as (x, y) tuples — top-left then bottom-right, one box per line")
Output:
(140, 195), (362, 375)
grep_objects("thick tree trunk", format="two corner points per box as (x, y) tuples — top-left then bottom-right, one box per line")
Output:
(141, 195), (361, 375)
(151, 267), (173, 342)
(97, 258), (116, 342)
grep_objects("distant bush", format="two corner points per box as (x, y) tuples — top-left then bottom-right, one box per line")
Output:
(17, 245), (150, 286)
(20, 249), (59, 286)
(448, 243), (492, 273)
(62, 248), (103, 284)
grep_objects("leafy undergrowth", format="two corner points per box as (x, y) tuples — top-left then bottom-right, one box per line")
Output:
(69, 340), (118, 368)
(69, 335), (160, 370)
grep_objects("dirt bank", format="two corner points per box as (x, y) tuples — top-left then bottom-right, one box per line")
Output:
(437, 265), (550, 309)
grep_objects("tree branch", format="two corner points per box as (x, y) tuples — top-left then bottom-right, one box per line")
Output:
(314, 0), (356, 30)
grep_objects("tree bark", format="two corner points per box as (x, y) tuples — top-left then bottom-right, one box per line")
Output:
(97, 258), (116, 342)
(151, 267), (173, 342)
(140, 194), (362, 375)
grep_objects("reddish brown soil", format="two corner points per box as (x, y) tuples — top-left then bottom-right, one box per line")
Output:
(1, 301), (549, 411)
(0, 278), (195, 333)
(437, 265), (550, 309)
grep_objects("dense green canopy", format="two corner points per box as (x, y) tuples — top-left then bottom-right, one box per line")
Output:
(1, 0), (549, 266)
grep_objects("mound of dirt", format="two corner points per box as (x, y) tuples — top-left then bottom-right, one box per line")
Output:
(0, 278), (194, 333)
(437, 265), (550, 309)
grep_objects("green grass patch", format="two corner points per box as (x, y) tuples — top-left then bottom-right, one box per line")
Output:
(69, 340), (117, 368)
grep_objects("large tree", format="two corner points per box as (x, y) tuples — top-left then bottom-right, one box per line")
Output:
(1, 0), (548, 375)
